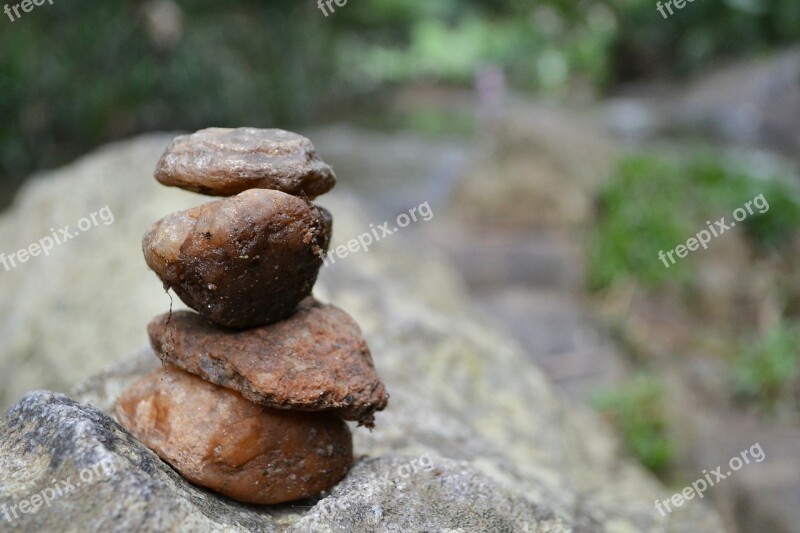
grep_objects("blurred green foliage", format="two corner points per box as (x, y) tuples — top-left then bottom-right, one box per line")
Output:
(734, 322), (800, 412)
(592, 374), (675, 475)
(338, 6), (615, 91)
(0, 1), (339, 196)
(588, 155), (695, 288)
(1, 0), (799, 200)
(588, 152), (800, 290)
(611, 0), (800, 78)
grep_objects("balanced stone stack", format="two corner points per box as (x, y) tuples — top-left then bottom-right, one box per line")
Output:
(115, 128), (389, 505)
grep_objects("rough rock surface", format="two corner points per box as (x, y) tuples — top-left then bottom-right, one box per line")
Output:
(142, 188), (330, 328)
(148, 300), (388, 426)
(116, 365), (353, 504)
(0, 390), (288, 532)
(0, 134), (724, 532)
(154, 127), (336, 197)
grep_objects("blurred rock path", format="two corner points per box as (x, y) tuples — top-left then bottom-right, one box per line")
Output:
(310, 97), (629, 405)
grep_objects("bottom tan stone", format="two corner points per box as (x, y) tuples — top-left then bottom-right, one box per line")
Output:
(115, 365), (353, 504)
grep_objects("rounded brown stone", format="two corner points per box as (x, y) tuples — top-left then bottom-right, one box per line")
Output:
(148, 299), (389, 427)
(154, 128), (336, 198)
(115, 365), (353, 505)
(142, 188), (330, 329)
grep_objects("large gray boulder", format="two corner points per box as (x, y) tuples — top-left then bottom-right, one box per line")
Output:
(0, 134), (723, 531)
(0, 135), (198, 410)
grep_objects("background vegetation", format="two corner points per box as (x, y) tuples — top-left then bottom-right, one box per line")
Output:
(588, 152), (800, 290)
(2, 0), (800, 204)
(588, 150), (800, 471)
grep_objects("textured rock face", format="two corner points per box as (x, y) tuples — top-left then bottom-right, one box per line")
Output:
(0, 388), (565, 533)
(155, 127), (337, 197)
(148, 300), (388, 426)
(142, 188), (330, 328)
(0, 391), (288, 532)
(0, 134), (724, 531)
(116, 366), (353, 505)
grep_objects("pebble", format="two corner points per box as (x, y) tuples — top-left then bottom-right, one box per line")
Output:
(148, 298), (389, 427)
(142, 188), (331, 328)
(154, 127), (336, 198)
(115, 365), (353, 505)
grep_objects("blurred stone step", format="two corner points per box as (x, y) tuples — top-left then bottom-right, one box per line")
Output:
(477, 286), (629, 402)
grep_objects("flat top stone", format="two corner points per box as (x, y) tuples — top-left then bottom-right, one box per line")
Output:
(154, 128), (336, 198)
(148, 299), (389, 427)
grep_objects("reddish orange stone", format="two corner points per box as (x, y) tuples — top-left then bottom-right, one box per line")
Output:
(147, 298), (389, 427)
(115, 365), (353, 505)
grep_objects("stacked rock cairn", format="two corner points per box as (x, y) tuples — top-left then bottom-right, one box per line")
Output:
(115, 128), (389, 505)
